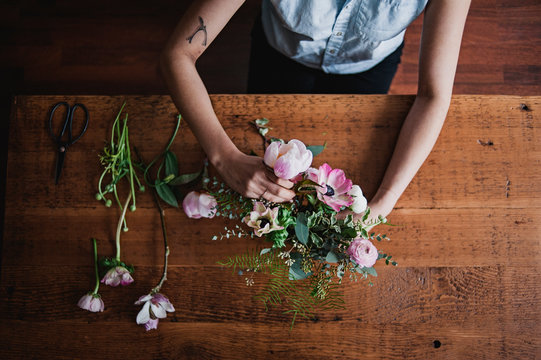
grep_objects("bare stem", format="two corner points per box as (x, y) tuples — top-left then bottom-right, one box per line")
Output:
(115, 193), (132, 261)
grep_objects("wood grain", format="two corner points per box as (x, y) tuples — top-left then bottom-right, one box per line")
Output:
(2, 95), (540, 359)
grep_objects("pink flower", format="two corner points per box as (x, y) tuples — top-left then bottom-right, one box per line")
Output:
(77, 293), (104, 312)
(306, 163), (353, 212)
(264, 139), (313, 179)
(348, 185), (367, 214)
(101, 266), (134, 287)
(135, 293), (175, 331)
(242, 201), (284, 237)
(182, 191), (217, 219)
(347, 238), (378, 268)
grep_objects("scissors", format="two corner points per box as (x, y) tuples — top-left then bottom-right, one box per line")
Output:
(48, 102), (89, 184)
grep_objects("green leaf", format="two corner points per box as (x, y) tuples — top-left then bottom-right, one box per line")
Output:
(325, 251), (339, 263)
(289, 253), (311, 280)
(362, 207), (371, 222)
(164, 151), (179, 177)
(364, 267), (378, 277)
(341, 227), (357, 239)
(260, 248), (272, 255)
(155, 181), (178, 207)
(168, 170), (202, 186)
(259, 128), (269, 136)
(310, 232), (323, 247)
(295, 213), (309, 245)
(306, 143), (326, 157)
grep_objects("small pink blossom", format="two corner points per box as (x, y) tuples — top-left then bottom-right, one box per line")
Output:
(242, 201), (284, 237)
(306, 163), (353, 212)
(347, 238), (378, 268)
(135, 293), (175, 331)
(182, 191), (217, 219)
(101, 266), (134, 287)
(264, 139), (313, 179)
(77, 293), (104, 312)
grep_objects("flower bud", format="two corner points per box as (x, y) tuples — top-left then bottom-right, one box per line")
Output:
(95, 193), (103, 201)
(139, 185), (145, 192)
(123, 227), (129, 232)
(105, 184), (113, 192)
(130, 204), (136, 212)
(105, 199), (112, 207)
(163, 174), (175, 183)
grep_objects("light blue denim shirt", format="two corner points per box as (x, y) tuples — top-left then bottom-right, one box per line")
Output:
(261, 0), (428, 74)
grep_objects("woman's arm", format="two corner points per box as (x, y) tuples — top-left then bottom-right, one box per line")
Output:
(367, 0), (471, 219)
(160, 0), (295, 203)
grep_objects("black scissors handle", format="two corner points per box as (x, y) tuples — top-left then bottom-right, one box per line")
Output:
(49, 102), (89, 147)
(49, 101), (89, 184)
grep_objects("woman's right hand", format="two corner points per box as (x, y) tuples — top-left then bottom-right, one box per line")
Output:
(213, 150), (295, 203)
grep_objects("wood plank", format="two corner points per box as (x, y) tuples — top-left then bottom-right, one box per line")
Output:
(0, 266), (538, 326)
(2, 208), (539, 267)
(0, 320), (537, 360)
(6, 95), (541, 211)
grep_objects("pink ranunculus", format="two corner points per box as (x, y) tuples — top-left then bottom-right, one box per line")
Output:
(306, 163), (353, 212)
(347, 238), (378, 268)
(101, 266), (134, 287)
(77, 293), (104, 312)
(348, 184), (367, 214)
(182, 191), (217, 219)
(264, 139), (313, 180)
(135, 293), (175, 331)
(242, 201), (284, 237)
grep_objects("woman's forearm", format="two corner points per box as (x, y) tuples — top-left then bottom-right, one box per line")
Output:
(370, 95), (451, 211)
(160, 52), (239, 166)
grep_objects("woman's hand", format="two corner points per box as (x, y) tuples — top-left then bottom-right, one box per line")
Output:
(213, 150), (295, 203)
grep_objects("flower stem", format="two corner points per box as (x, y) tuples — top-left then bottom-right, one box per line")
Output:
(135, 147), (170, 294)
(115, 193), (132, 261)
(91, 238), (100, 295)
(151, 190), (169, 294)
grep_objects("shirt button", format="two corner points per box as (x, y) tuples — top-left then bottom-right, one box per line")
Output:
(336, 32), (343, 36)
(329, 49), (336, 54)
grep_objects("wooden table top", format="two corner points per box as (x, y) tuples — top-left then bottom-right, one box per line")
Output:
(1, 95), (539, 359)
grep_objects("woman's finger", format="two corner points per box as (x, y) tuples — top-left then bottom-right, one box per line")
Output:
(264, 166), (295, 189)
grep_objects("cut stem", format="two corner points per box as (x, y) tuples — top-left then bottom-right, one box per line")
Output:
(115, 193), (132, 261)
(91, 238), (100, 294)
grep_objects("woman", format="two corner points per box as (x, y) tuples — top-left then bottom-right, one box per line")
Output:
(160, 0), (471, 220)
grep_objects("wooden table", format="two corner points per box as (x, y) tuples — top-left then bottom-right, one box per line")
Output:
(1, 95), (539, 359)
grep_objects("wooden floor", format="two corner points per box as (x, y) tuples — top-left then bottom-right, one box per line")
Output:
(0, 1), (540, 359)
(1, 0), (540, 95)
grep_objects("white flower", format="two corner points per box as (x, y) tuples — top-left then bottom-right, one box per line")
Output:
(135, 293), (175, 331)
(348, 185), (367, 214)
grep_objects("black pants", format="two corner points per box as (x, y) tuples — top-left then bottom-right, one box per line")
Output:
(247, 17), (404, 94)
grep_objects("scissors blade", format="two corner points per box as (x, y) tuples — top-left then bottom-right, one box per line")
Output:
(55, 148), (66, 185)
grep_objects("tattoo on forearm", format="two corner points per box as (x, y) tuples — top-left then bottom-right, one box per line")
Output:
(186, 16), (207, 46)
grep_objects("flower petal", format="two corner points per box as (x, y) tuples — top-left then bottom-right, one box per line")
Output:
(182, 191), (202, 219)
(150, 302), (167, 319)
(144, 318), (159, 331)
(136, 301), (151, 324)
(263, 141), (280, 167)
(135, 294), (152, 305)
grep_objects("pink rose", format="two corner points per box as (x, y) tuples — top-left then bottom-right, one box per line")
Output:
(347, 238), (378, 268)
(264, 139), (313, 179)
(182, 191), (217, 219)
(306, 163), (353, 212)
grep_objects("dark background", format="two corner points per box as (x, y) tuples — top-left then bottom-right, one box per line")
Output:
(1, 0), (541, 256)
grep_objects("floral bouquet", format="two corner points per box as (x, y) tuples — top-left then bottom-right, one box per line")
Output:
(185, 138), (397, 326)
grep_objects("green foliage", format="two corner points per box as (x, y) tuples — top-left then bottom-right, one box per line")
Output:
(306, 142), (327, 157)
(207, 178), (253, 219)
(219, 248), (345, 329)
